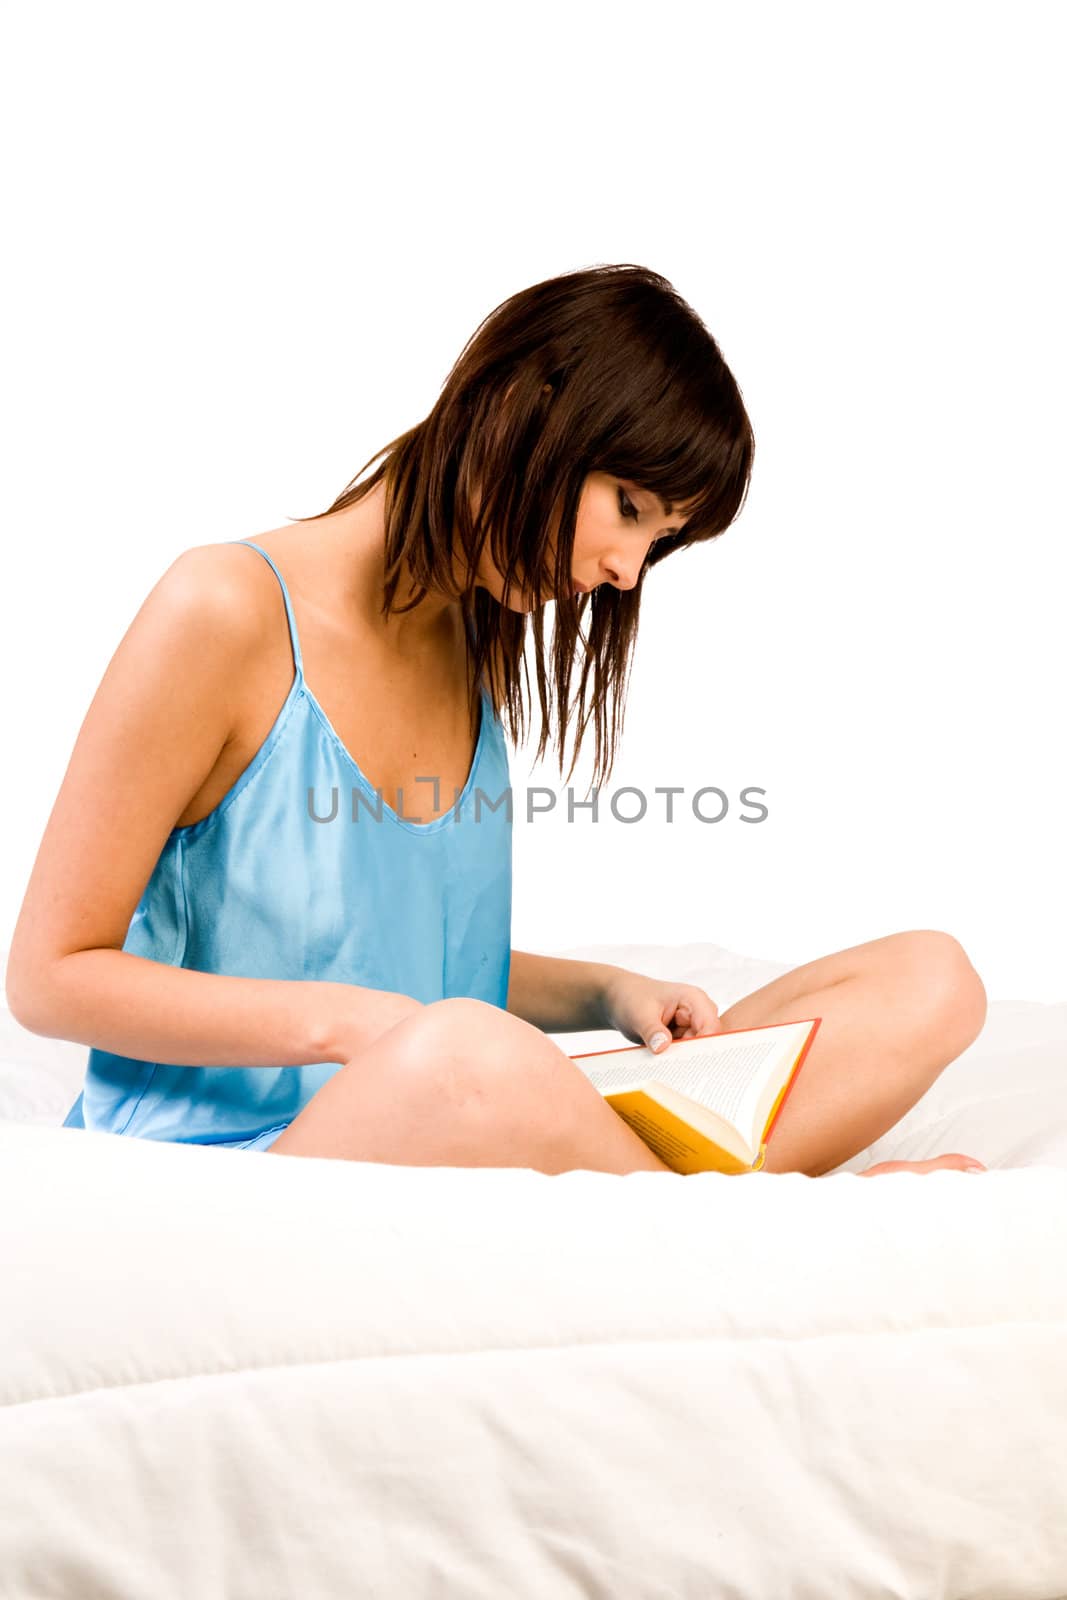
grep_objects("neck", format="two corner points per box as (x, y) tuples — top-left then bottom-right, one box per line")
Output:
(321, 479), (464, 652)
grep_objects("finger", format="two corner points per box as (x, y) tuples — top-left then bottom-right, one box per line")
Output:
(669, 1010), (690, 1034)
(688, 1010), (722, 1038)
(678, 995), (723, 1037)
(645, 1018), (673, 1052)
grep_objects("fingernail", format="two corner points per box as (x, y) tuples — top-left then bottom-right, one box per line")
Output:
(963, 1165), (986, 1173)
(649, 1032), (669, 1051)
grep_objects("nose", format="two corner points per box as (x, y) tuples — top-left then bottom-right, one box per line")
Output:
(599, 554), (643, 592)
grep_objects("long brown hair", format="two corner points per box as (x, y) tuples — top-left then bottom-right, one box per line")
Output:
(291, 263), (754, 790)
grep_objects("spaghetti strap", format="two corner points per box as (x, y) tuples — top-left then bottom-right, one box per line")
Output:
(232, 540), (304, 678)
(63, 534), (513, 1146)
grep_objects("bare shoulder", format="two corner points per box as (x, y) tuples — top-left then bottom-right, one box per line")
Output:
(151, 540), (280, 648)
(106, 540), (288, 749)
(4, 540), (288, 1002)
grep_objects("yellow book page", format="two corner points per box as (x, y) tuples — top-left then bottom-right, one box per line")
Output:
(760, 1072), (795, 1148)
(605, 1088), (755, 1175)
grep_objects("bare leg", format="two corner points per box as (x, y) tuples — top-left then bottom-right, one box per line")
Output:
(716, 930), (989, 1176)
(267, 997), (673, 1175)
(267, 930), (986, 1179)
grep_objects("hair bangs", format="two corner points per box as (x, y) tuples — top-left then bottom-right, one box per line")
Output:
(289, 264), (755, 790)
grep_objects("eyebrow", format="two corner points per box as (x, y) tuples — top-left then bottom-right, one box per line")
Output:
(655, 493), (683, 535)
(623, 480), (685, 535)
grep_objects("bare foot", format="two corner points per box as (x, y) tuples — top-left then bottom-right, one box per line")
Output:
(860, 1152), (987, 1177)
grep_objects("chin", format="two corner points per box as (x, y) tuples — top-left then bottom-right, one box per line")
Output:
(482, 567), (561, 612)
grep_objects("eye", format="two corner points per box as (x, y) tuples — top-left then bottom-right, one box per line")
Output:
(618, 488), (640, 522)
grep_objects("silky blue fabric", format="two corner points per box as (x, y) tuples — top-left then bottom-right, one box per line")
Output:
(62, 540), (513, 1147)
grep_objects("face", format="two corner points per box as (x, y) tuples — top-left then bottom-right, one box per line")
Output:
(473, 472), (697, 613)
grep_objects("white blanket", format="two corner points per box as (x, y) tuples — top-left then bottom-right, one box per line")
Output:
(2, 938), (1067, 1597)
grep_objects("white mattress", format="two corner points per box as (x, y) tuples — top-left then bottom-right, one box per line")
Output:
(3, 939), (1067, 1597)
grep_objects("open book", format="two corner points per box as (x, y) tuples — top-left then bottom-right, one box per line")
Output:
(569, 1017), (821, 1174)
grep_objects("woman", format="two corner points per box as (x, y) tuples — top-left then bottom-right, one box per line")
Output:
(6, 264), (987, 1177)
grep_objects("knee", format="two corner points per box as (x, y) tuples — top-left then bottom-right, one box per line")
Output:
(892, 929), (988, 1051)
(387, 997), (530, 1107)
(414, 996), (512, 1058)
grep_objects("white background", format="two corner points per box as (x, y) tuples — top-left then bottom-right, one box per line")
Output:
(1, 2), (1063, 1002)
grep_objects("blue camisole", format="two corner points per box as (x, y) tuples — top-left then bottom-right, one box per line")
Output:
(61, 539), (513, 1146)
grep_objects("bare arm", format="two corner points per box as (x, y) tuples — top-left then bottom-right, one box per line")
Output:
(4, 545), (418, 1067)
(505, 949), (624, 1033)
(7, 950), (416, 1068)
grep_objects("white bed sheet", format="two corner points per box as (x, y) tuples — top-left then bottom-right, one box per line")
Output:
(2, 939), (1066, 1597)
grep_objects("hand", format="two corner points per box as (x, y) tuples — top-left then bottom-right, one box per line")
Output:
(600, 970), (723, 1054)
